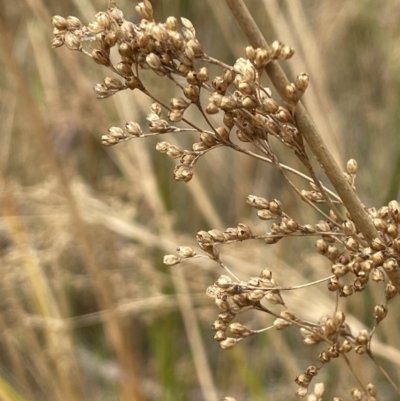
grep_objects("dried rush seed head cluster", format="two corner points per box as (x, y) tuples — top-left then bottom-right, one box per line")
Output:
(53, 1), (398, 400)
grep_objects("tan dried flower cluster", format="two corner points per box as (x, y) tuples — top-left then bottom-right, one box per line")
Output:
(53, 1), (399, 400)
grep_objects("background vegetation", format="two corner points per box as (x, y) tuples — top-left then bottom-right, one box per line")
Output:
(1, 0), (400, 400)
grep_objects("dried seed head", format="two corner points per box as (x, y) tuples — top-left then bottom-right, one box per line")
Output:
(331, 263), (348, 277)
(296, 387), (308, 398)
(245, 46), (255, 61)
(64, 32), (82, 50)
(216, 126), (230, 141)
(344, 237), (359, 252)
(385, 282), (397, 300)
(174, 164), (194, 182)
(257, 209), (276, 220)
(177, 246), (196, 258)
(327, 277), (341, 291)
(350, 388), (363, 401)
(366, 383), (377, 397)
(373, 304), (387, 322)
(136, 0), (154, 20)
(315, 239), (328, 254)
(280, 45), (295, 59)
(265, 291), (283, 305)
(347, 159), (358, 175)
(163, 254), (181, 265)
(387, 223), (398, 238)
(370, 237), (386, 251)
(295, 73), (309, 91)
(52, 15), (68, 30)
(388, 200), (400, 222)
(208, 229), (225, 242)
(342, 220), (356, 235)
(237, 223), (252, 240)
(269, 199), (283, 215)
(224, 228), (238, 241)
(274, 318), (292, 330)
(371, 267), (384, 282)
(383, 257), (399, 272)
(220, 337), (239, 349)
(66, 16), (82, 29)
(242, 96), (258, 109)
(168, 110), (183, 122)
(295, 373), (312, 388)
(275, 107), (292, 123)
(229, 322), (253, 337)
(214, 330), (227, 342)
(254, 48), (270, 68)
(246, 195), (269, 209)
(183, 85), (200, 102)
(285, 83), (300, 102)
(262, 97), (279, 113)
(125, 122), (143, 136)
(197, 66), (209, 82)
(326, 246), (339, 262)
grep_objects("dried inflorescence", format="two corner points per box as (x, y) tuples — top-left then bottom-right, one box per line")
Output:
(53, 1), (399, 400)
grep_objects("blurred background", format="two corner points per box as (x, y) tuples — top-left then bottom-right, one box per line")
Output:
(1, 0), (400, 400)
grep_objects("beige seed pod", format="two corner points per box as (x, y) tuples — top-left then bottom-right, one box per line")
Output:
(285, 83), (299, 102)
(262, 97), (279, 113)
(295, 387), (308, 398)
(315, 239), (328, 254)
(366, 383), (377, 397)
(245, 46), (255, 60)
(295, 73), (309, 91)
(163, 254), (181, 265)
(347, 159), (358, 175)
(331, 263), (348, 277)
(229, 322), (253, 337)
(200, 132), (217, 147)
(273, 318), (291, 330)
(216, 126), (230, 141)
(342, 220), (356, 235)
(174, 164), (193, 182)
(295, 373), (311, 387)
(211, 76), (227, 94)
(168, 110), (183, 122)
(371, 267), (384, 282)
(237, 223), (252, 239)
(170, 97), (189, 110)
(208, 229), (225, 242)
(385, 282), (397, 300)
(183, 85), (200, 102)
(388, 200), (400, 222)
(275, 107), (292, 122)
(224, 228), (238, 240)
(165, 16), (177, 31)
(64, 32), (82, 50)
(197, 66), (209, 82)
(254, 48), (270, 68)
(387, 223), (398, 238)
(344, 237), (359, 252)
(269, 40), (282, 59)
(214, 330), (227, 342)
(116, 61), (133, 76)
(269, 199), (283, 215)
(279, 45), (295, 59)
(370, 237), (386, 251)
(236, 131), (250, 142)
(177, 246), (196, 258)
(220, 337), (239, 349)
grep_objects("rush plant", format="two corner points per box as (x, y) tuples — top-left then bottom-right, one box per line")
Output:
(52, 1), (400, 399)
